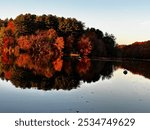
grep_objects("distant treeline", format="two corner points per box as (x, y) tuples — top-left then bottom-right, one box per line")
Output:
(0, 13), (116, 57)
(116, 41), (150, 59)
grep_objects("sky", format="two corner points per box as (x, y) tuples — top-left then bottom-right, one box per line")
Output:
(0, 0), (150, 45)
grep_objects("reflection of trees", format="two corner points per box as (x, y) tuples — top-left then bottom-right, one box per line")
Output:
(79, 60), (113, 83)
(15, 53), (57, 78)
(10, 68), (80, 91)
(2, 53), (150, 91)
(51, 75), (80, 90)
(115, 61), (150, 80)
(0, 55), (114, 91)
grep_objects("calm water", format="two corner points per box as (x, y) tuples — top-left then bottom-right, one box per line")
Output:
(0, 59), (150, 113)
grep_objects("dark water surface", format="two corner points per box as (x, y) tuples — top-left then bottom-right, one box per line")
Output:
(0, 59), (150, 113)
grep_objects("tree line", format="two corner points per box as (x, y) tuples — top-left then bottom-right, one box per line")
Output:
(1, 13), (149, 66)
(115, 40), (150, 60)
(0, 13), (116, 58)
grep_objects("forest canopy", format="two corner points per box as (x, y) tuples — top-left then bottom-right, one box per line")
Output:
(0, 13), (149, 69)
(0, 13), (116, 58)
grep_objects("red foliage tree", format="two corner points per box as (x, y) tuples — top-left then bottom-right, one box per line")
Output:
(7, 21), (15, 33)
(15, 54), (32, 68)
(17, 36), (31, 50)
(52, 57), (63, 71)
(78, 35), (92, 56)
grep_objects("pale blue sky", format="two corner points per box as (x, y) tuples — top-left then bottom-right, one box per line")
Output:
(0, 0), (150, 44)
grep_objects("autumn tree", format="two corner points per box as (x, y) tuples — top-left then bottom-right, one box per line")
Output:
(58, 17), (84, 36)
(45, 15), (59, 30)
(78, 35), (92, 56)
(14, 14), (36, 36)
(17, 36), (31, 50)
(35, 14), (59, 31)
(84, 28), (107, 57)
(0, 20), (16, 65)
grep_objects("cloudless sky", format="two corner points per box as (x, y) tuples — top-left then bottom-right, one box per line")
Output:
(0, 0), (150, 44)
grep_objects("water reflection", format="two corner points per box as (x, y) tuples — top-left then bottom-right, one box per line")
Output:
(0, 52), (113, 90)
(1, 49), (150, 91)
(114, 61), (150, 80)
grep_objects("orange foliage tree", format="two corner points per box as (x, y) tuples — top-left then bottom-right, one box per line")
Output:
(14, 29), (64, 78)
(7, 21), (16, 33)
(1, 20), (16, 64)
(17, 36), (31, 50)
(52, 57), (63, 71)
(55, 37), (64, 50)
(78, 35), (92, 56)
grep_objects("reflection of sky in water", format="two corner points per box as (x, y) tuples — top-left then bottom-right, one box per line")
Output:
(0, 68), (150, 113)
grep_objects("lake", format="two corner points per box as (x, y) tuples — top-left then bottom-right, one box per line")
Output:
(0, 58), (150, 113)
